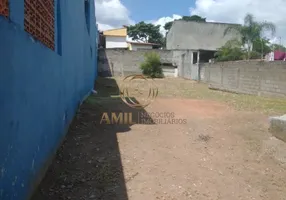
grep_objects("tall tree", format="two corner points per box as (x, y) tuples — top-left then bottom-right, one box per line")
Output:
(252, 38), (272, 57)
(225, 13), (276, 59)
(164, 15), (206, 32)
(164, 21), (173, 32)
(127, 22), (164, 45)
(182, 15), (206, 22)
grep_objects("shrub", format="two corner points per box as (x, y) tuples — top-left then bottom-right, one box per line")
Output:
(215, 39), (245, 61)
(215, 47), (245, 61)
(140, 52), (164, 78)
(248, 51), (261, 59)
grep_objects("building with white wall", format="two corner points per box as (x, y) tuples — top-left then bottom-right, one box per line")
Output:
(102, 27), (160, 50)
(103, 27), (128, 49)
(105, 36), (127, 49)
(127, 41), (159, 51)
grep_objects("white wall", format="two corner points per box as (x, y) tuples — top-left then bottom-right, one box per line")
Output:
(106, 36), (127, 49)
(162, 66), (176, 77)
(131, 44), (153, 51)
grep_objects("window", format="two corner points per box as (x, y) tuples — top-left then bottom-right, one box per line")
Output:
(84, 0), (90, 34)
(193, 52), (198, 64)
(24, 0), (55, 50)
(0, 0), (9, 17)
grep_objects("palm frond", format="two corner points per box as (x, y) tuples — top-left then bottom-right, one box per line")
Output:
(260, 21), (276, 36)
(244, 13), (254, 26)
(223, 25), (241, 36)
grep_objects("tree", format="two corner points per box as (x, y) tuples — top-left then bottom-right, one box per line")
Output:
(270, 44), (286, 51)
(225, 13), (276, 60)
(215, 39), (245, 61)
(164, 21), (173, 32)
(163, 15), (206, 32)
(252, 38), (272, 58)
(127, 22), (164, 45)
(182, 15), (206, 22)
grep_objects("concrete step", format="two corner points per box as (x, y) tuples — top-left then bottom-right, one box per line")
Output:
(269, 115), (286, 142)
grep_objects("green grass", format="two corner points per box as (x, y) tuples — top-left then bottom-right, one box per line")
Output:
(161, 83), (286, 115)
(91, 77), (286, 115)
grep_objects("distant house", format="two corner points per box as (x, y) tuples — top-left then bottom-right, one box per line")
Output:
(103, 27), (128, 49)
(265, 51), (286, 61)
(127, 41), (160, 51)
(166, 20), (241, 62)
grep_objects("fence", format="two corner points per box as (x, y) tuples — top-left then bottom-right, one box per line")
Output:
(98, 49), (173, 77)
(200, 61), (286, 97)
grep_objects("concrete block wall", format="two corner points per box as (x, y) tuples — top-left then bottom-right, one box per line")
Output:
(200, 61), (286, 97)
(174, 50), (199, 80)
(181, 51), (193, 79)
(98, 49), (201, 80)
(270, 115), (286, 142)
(98, 49), (173, 77)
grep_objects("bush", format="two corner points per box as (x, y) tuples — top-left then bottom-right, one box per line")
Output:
(248, 51), (261, 59)
(140, 52), (164, 78)
(215, 39), (245, 61)
(215, 47), (245, 61)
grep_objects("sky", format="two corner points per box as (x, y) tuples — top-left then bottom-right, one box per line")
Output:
(95, 0), (286, 45)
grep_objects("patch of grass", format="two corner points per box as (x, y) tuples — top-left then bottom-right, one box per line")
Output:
(145, 79), (286, 115)
(94, 77), (286, 115)
(184, 85), (286, 115)
(187, 86), (286, 115)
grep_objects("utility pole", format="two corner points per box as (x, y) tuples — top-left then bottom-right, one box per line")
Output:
(261, 38), (264, 60)
(279, 36), (282, 51)
(280, 37), (286, 61)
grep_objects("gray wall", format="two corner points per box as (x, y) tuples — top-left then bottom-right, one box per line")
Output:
(172, 50), (199, 80)
(98, 49), (174, 76)
(98, 49), (200, 79)
(200, 61), (286, 97)
(167, 21), (240, 51)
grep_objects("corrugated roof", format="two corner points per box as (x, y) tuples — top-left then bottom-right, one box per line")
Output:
(127, 41), (160, 46)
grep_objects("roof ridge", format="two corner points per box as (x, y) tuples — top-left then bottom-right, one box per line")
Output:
(173, 20), (240, 26)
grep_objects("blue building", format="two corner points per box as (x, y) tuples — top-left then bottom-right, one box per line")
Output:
(0, 0), (98, 199)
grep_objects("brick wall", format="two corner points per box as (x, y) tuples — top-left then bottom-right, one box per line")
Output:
(98, 49), (173, 77)
(24, 0), (55, 50)
(200, 61), (286, 97)
(0, 0), (9, 17)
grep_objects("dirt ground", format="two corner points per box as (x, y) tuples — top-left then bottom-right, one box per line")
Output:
(31, 78), (286, 200)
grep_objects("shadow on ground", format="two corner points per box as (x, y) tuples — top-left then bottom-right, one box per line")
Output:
(31, 77), (155, 200)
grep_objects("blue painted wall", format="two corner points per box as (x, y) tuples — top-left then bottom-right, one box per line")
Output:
(0, 0), (98, 199)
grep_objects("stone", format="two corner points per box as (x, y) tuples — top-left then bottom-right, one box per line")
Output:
(269, 115), (286, 142)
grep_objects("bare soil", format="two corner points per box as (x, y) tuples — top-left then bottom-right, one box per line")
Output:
(31, 78), (286, 200)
